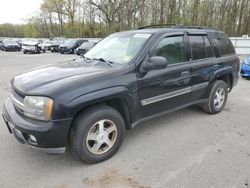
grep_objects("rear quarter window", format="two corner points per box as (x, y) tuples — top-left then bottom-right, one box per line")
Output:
(188, 35), (215, 60)
(209, 32), (235, 56)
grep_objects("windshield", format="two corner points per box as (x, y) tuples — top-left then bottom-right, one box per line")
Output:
(80, 42), (94, 48)
(246, 56), (250, 63)
(4, 40), (17, 45)
(85, 32), (151, 64)
(64, 39), (76, 45)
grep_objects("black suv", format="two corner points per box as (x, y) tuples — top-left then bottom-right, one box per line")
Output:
(2, 25), (239, 163)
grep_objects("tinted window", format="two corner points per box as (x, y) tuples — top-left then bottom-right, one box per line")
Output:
(210, 32), (235, 56)
(204, 36), (215, 57)
(152, 36), (186, 65)
(189, 35), (206, 60)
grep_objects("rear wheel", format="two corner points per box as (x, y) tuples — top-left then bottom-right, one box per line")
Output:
(70, 105), (125, 163)
(201, 80), (228, 114)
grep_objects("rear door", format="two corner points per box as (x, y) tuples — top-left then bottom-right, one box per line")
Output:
(187, 34), (217, 102)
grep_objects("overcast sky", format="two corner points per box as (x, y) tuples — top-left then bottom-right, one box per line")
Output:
(0, 0), (43, 24)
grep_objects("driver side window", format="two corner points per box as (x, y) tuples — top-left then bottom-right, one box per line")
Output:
(152, 36), (187, 65)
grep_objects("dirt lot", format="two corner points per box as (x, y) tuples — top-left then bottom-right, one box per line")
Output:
(0, 52), (250, 188)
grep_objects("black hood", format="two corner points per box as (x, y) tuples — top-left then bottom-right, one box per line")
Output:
(12, 59), (111, 95)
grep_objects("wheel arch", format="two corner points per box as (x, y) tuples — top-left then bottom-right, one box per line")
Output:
(68, 86), (136, 130)
(210, 67), (234, 91)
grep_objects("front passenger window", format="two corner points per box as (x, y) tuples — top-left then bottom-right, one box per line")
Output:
(152, 36), (187, 65)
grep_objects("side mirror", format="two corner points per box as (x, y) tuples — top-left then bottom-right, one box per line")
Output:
(142, 56), (168, 71)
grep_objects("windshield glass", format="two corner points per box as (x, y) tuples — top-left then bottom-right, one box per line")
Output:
(85, 32), (151, 64)
(246, 56), (250, 63)
(80, 42), (94, 48)
(4, 40), (17, 45)
(64, 39), (76, 45)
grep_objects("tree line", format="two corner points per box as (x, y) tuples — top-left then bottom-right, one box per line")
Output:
(0, 0), (250, 38)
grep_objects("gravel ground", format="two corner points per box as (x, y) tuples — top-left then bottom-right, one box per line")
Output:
(0, 52), (249, 188)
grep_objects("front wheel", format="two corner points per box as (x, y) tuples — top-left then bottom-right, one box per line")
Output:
(201, 80), (228, 114)
(70, 105), (125, 163)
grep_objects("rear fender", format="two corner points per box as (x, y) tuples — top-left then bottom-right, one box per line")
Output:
(210, 66), (233, 83)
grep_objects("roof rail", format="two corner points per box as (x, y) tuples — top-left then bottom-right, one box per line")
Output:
(171, 25), (218, 31)
(137, 24), (218, 31)
(137, 24), (177, 29)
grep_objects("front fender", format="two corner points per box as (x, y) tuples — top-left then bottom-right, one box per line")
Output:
(66, 86), (137, 118)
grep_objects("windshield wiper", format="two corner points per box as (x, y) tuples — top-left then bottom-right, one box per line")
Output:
(81, 55), (91, 61)
(93, 58), (114, 68)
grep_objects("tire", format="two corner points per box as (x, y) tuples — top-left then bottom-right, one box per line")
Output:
(201, 80), (228, 114)
(70, 105), (125, 163)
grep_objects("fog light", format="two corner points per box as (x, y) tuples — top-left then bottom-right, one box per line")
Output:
(29, 135), (37, 142)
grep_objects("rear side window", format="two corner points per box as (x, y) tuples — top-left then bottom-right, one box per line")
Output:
(204, 36), (215, 57)
(188, 35), (207, 60)
(152, 36), (187, 65)
(188, 35), (215, 60)
(210, 32), (235, 56)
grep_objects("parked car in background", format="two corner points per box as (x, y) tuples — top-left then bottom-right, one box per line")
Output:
(51, 39), (64, 52)
(22, 39), (42, 54)
(240, 55), (250, 78)
(59, 39), (87, 54)
(1, 40), (21, 51)
(75, 41), (97, 55)
(39, 40), (52, 52)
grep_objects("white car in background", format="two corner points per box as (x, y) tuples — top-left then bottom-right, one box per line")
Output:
(22, 39), (42, 54)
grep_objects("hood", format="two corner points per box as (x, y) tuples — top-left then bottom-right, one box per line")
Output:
(12, 59), (111, 94)
(5, 43), (19, 47)
(52, 41), (64, 46)
(23, 41), (39, 46)
(60, 43), (75, 48)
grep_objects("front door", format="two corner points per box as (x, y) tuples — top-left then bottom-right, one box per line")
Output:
(137, 34), (191, 119)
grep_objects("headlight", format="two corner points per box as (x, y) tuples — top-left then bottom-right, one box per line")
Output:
(23, 96), (54, 121)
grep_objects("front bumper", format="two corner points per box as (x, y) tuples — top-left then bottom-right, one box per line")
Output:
(2, 98), (72, 154)
(59, 47), (73, 53)
(51, 46), (59, 52)
(241, 63), (250, 77)
(5, 46), (20, 51)
(76, 49), (87, 55)
(22, 46), (38, 53)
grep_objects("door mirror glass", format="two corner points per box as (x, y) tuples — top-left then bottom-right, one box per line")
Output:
(142, 56), (168, 71)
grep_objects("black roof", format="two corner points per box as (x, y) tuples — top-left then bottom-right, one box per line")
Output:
(117, 24), (221, 35)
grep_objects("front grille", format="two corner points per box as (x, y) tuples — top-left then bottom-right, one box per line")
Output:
(79, 49), (87, 53)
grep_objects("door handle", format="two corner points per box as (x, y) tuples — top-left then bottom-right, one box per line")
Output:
(180, 71), (190, 76)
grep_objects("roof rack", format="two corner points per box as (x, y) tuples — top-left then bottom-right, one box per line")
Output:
(137, 24), (177, 29)
(171, 25), (218, 31)
(137, 24), (218, 31)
